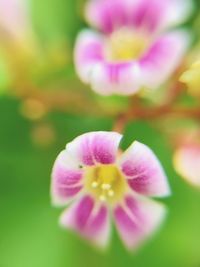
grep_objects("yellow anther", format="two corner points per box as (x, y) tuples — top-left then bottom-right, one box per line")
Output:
(85, 164), (128, 205)
(108, 190), (114, 197)
(101, 183), (111, 190)
(91, 181), (99, 188)
(99, 195), (107, 202)
(105, 27), (148, 62)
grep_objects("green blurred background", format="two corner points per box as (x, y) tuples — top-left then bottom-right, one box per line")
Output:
(1, 0), (200, 267)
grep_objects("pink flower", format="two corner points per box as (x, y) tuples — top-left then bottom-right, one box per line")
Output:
(0, 0), (30, 41)
(51, 131), (170, 249)
(74, 0), (192, 96)
(174, 143), (200, 188)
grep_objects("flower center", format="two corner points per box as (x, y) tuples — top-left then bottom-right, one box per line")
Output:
(84, 164), (127, 205)
(104, 28), (149, 62)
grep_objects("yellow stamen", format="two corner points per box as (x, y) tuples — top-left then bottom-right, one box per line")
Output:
(99, 195), (107, 202)
(91, 181), (99, 188)
(84, 164), (128, 205)
(105, 27), (149, 62)
(101, 183), (111, 190)
(108, 190), (114, 197)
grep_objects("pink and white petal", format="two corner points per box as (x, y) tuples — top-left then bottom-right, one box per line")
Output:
(51, 150), (84, 206)
(66, 131), (122, 166)
(113, 195), (166, 250)
(131, 0), (193, 33)
(139, 31), (190, 89)
(85, 0), (135, 34)
(90, 62), (142, 96)
(60, 195), (111, 248)
(85, 0), (193, 34)
(0, 0), (30, 39)
(162, 0), (194, 30)
(174, 144), (200, 188)
(119, 141), (170, 197)
(74, 29), (104, 83)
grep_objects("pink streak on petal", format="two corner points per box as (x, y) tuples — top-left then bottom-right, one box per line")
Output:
(75, 196), (94, 229)
(81, 132), (121, 164)
(114, 195), (166, 250)
(132, 0), (192, 33)
(139, 31), (190, 88)
(85, 0), (192, 34)
(74, 30), (104, 83)
(90, 62), (141, 96)
(115, 205), (141, 232)
(107, 63), (132, 83)
(56, 186), (82, 200)
(131, 0), (176, 33)
(119, 141), (170, 197)
(51, 151), (83, 206)
(80, 136), (94, 166)
(89, 206), (107, 233)
(66, 131), (122, 166)
(85, 0), (131, 33)
(92, 136), (117, 164)
(125, 196), (166, 234)
(60, 195), (110, 247)
(53, 164), (82, 186)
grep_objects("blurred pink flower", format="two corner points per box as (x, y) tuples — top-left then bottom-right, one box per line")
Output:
(0, 0), (31, 41)
(51, 131), (170, 249)
(74, 0), (192, 96)
(174, 143), (200, 188)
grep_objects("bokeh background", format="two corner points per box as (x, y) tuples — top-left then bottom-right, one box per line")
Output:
(1, 0), (200, 267)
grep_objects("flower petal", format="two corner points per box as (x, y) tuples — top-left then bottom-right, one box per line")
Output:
(74, 30), (142, 96)
(66, 131), (122, 166)
(114, 195), (166, 250)
(0, 0), (30, 40)
(139, 31), (190, 88)
(85, 0), (133, 34)
(119, 141), (170, 197)
(74, 29), (104, 83)
(90, 61), (142, 96)
(180, 60), (200, 97)
(51, 151), (84, 206)
(85, 0), (193, 34)
(174, 144), (200, 188)
(131, 0), (193, 33)
(60, 195), (110, 248)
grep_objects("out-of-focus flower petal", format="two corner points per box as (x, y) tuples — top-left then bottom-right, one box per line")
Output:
(60, 195), (110, 248)
(74, 29), (104, 83)
(51, 151), (84, 206)
(130, 0), (193, 33)
(114, 195), (166, 250)
(85, 0), (132, 34)
(74, 30), (141, 95)
(85, 0), (193, 34)
(119, 141), (170, 197)
(0, 0), (30, 39)
(174, 144), (200, 188)
(66, 131), (122, 166)
(162, 0), (193, 30)
(139, 31), (190, 89)
(89, 61), (141, 96)
(75, 29), (189, 96)
(180, 60), (200, 97)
